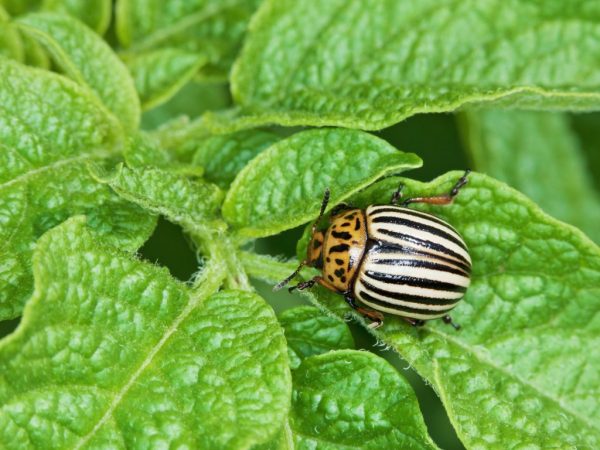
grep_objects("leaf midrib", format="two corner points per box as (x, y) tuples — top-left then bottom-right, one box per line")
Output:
(131, 0), (243, 51)
(0, 153), (110, 192)
(72, 261), (225, 449)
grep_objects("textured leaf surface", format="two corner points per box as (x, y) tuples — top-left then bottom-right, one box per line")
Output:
(0, 218), (291, 449)
(0, 58), (154, 321)
(247, 172), (600, 448)
(288, 351), (438, 449)
(223, 128), (422, 237)
(116, 0), (262, 79)
(220, 0), (600, 131)
(123, 48), (206, 110)
(192, 129), (280, 188)
(278, 306), (354, 369)
(18, 13), (140, 132)
(461, 110), (600, 243)
(97, 164), (224, 233)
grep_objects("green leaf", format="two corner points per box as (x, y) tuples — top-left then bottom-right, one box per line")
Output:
(460, 110), (600, 243)
(0, 58), (155, 320)
(192, 129), (281, 188)
(287, 350), (438, 449)
(0, 8), (23, 62)
(17, 13), (140, 132)
(0, 217), (291, 449)
(278, 306), (354, 369)
(95, 163), (224, 234)
(222, 128), (422, 238)
(123, 132), (173, 168)
(122, 48), (207, 111)
(290, 172), (600, 448)
(213, 0), (600, 132)
(116, 0), (262, 80)
(41, 0), (112, 35)
(0, 0), (111, 34)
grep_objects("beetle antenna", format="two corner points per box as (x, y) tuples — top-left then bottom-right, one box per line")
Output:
(313, 188), (330, 232)
(273, 188), (331, 291)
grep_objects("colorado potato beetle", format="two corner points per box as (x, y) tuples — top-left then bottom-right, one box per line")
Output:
(275, 171), (472, 329)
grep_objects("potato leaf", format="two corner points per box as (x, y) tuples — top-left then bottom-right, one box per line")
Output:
(17, 13), (140, 132)
(278, 306), (354, 369)
(208, 0), (600, 132)
(122, 48), (206, 111)
(460, 110), (600, 243)
(0, 58), (154, 321)
(246, 172), (600, 448)
(116, 0), (262, 79)
(223, 128), (422, 238)
(0, 218), (291, 449)
(283, 351), (438, 449)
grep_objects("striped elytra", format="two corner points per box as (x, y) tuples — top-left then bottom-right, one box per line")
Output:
(354, 205), (471, 321)
(275, 170), (472, 329)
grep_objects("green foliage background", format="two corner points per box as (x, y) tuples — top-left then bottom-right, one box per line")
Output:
(0, 1), (599, 449)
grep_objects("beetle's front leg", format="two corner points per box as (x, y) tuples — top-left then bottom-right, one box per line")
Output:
(344, 293), (384, 329)
(288, 276), (338, 293)
(401, 169), (471, 206)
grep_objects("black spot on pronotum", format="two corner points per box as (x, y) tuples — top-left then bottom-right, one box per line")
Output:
(341, 222), (351, 227)
(334, 268), (345, 278)
(335, 258), (344, 265)
(326, 257), (331, 263)
(345, 213), (356, 220)
(331, 231), (352, 240)
(328, 275), (334, 282)
(355, 218), (361, 230)
(341, 276), (347, 283)
(329, 244), (350, 253)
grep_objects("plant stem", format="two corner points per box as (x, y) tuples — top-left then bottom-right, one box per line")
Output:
(191, 222), (252, 291)
(239, 251), (302, 284)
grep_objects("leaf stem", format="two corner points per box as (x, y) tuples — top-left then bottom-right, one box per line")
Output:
(238, 251), (299, 284)
(192, 223), (252, 291)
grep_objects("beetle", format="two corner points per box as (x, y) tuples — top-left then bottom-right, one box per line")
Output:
(274, 171), (471, 329)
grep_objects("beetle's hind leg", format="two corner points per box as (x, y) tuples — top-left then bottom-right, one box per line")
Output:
(442, 314), (461, 330)
(344, 293), (384, 329)
(402, 317), (425, 327)
(401, 169), (471, 207)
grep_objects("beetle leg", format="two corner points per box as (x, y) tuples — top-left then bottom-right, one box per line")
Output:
(390, 183), (405, 205)
(344, 293), (384, 328)
(401, 169), (471, 206)
(402, 317), (425, 327)
(275, 189), (331, 291)
(288, 276), (338, 293)
(442, 314), (461, 330)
